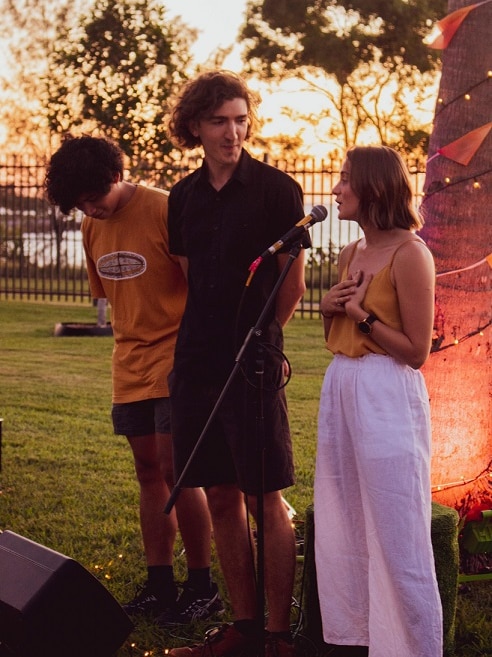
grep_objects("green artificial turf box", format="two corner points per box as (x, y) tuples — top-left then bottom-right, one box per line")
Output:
(303, 502), (459, 656)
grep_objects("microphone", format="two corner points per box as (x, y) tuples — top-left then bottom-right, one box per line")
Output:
(248, 204), (327, 274)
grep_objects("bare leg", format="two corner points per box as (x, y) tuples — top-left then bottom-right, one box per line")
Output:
(248, 490), (296, 632)
(127, 433), (176, 565)
(206, 484), (257, 620)
(157, 432), (212, 568)
(128, 432), (212, 568)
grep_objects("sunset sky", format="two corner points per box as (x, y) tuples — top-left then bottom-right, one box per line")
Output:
(165, 0), (247, 68)
(163, 0), (343, 158)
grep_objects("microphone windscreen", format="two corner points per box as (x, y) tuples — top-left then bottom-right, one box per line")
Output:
(311, 205), (328, 222)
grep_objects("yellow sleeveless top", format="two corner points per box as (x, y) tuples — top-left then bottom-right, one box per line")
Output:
(326, 238), (422, 357)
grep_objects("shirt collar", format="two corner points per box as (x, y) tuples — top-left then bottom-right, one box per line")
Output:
(197, 148), (253, 188)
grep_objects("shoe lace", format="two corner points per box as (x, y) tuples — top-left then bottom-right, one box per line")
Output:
(132, 582), (157, 604)
(178, 584), (215, 612)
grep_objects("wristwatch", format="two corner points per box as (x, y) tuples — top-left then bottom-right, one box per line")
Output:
(357, 313), (377, 335)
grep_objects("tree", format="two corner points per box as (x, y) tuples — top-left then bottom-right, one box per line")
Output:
(45, 0), (197, 175)
(419, 0), (492, 512)
(240, 0), (446, 152)
(0, 0), (84, 155)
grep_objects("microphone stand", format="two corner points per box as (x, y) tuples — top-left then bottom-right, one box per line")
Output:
(165, 242), (303, 657)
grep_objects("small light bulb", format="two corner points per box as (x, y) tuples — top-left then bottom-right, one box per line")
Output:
(445, 177), (451, 184)
(464, 93), (471, 100)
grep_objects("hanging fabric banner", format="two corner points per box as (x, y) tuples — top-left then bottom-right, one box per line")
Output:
(427, 122), (492, 165)
(426, 0), (492, 49)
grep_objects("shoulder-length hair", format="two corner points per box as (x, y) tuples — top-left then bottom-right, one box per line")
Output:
(346, 145), (423, 231)
(167, 70), (259, 149)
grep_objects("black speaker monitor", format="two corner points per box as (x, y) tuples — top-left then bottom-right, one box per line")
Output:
(0, 530), (133, 657)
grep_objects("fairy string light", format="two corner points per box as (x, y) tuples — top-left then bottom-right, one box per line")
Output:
(435, 71), (492, 116)
(431, 318), (492, 353)
(421, 167), (491, 201)
(432, 458), (492, 493)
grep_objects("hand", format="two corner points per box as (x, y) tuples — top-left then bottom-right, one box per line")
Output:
(320, 270), (362, 318)
(344, 271), (373, 320)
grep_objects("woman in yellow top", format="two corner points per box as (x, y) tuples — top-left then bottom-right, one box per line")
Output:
(314, 146), (442, 657)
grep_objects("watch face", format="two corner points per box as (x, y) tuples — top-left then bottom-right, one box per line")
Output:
(358, 314), (376, 334)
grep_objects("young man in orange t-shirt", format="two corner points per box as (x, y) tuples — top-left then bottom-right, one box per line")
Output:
(45, 135), (223, 625)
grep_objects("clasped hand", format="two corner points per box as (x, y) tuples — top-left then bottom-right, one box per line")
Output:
(320, 270), (373, 319)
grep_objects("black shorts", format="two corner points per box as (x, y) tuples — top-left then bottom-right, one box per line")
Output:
(112, 397), (171, 437)
(169, 369), (295, 495)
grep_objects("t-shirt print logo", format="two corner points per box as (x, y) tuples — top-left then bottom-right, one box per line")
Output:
(97, 251), (147, 280)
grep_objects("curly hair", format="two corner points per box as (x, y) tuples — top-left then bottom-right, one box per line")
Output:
(346, 145), (423, 231)
(45, 135), (124, 215)
(167, 70), (260, 149)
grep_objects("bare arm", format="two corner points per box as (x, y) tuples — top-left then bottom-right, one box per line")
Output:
(177, 255), (189, 281)
(275, 250), (306, 327)
(344, 242), (435, 369)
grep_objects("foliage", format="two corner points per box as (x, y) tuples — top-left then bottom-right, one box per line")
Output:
(44, 0), (196, 173)
(240, 0), (446, 152)
(242, 0), (445, 81)
(0, 0), (85, 155)
(1, 300), (492, 656)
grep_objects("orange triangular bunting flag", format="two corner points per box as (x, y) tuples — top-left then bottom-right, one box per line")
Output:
(427, 0), (491, 49)
(438, 122), (492, 165)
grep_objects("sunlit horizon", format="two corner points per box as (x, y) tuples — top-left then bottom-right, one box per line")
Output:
(0, 0), (438, 159)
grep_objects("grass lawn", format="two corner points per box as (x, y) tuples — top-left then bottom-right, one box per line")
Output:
(0, 300), (490, 656)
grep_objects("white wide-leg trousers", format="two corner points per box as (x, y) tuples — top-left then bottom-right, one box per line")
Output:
(314, 354), (443, 657)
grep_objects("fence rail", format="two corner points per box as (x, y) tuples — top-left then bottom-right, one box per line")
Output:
(0, 155), (426, 318)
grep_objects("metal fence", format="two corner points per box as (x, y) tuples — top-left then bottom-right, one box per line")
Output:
(0, 155), (426, 318)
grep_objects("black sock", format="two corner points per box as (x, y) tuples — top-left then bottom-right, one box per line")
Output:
(267, 631), (293, 644)
(233, 619), (258, 637)
(147, 565), (176, 597)
(186, 567), (212, 591)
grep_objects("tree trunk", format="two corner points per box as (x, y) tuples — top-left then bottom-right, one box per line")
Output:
(420, 0), (492, 512)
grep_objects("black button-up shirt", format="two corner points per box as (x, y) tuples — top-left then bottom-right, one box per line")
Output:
(169, 149), (306, 377)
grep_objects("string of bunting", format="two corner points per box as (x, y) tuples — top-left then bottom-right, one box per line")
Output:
(424, 4), (492, 170)
(426, 122), (492, 166)
(425, 0), (492, 50)
(422, 3), (492, 501)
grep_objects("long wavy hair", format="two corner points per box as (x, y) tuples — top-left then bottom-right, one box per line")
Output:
(167, 70), (259, 149)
